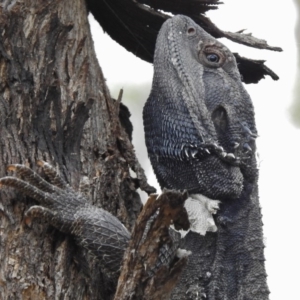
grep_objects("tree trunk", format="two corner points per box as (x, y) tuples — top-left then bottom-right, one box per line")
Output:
(0, 1), (143, 298)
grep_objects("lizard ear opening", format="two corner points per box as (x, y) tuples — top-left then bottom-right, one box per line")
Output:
(212, 106), (228, 134)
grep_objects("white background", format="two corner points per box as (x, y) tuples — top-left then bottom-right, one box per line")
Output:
(89, 1), (300, 299)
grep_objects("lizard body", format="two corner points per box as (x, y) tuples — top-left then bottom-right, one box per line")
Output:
(143, 15), (269, 299)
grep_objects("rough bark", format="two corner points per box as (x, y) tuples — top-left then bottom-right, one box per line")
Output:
(0, 0), (149, 298)
(114, 190), (189, 300)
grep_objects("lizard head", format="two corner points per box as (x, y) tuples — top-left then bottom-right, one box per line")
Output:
(145, 15), (258, 200)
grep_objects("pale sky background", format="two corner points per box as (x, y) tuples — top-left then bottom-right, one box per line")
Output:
(90, 1), (299, 299)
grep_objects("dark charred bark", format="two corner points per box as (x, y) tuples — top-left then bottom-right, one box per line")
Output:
(0, 1), (151, 298)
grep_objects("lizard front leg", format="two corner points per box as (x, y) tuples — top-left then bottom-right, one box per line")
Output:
(0, 161), (130, 282)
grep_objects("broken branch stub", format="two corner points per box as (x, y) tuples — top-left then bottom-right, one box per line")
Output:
(114, 190), (190, 300)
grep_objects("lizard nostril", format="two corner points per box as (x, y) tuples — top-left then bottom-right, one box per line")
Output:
(187, 27), (196, 36)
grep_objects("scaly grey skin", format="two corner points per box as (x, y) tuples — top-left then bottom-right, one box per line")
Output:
(143, 15), (269, 299)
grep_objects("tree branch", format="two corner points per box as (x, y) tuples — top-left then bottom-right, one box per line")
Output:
(88, 0), (282, 83)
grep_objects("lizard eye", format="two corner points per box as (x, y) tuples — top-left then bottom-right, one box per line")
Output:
(200, 47), (225, 67)
(206, 53), (220, 63)
(187, 27), (196, 36)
